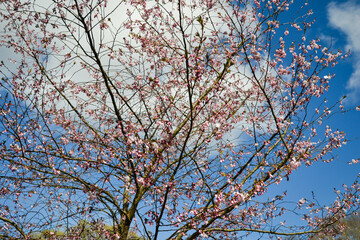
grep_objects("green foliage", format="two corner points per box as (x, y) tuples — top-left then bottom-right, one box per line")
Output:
(30, 229), (65, 239)
(29, 220), (144, 240)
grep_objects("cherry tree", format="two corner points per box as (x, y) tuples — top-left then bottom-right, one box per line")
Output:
(0, 0), (359, 239)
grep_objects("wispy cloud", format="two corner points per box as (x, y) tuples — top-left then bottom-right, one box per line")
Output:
(327, 0), (360, 102)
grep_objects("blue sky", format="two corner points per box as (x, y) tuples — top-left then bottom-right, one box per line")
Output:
(268, 0), (360, 227)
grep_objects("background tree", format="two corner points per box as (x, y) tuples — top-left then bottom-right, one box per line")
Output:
(321, 213), (360, 240)
(29, 220), (144, 240)
(286, 212), (360, 240)
(0, 0), (359, 239)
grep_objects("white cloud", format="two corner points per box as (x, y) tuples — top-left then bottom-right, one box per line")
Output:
(327, 1), (360, 102)
(0, 0), (258, 143)
(319, 33), (337, 47)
